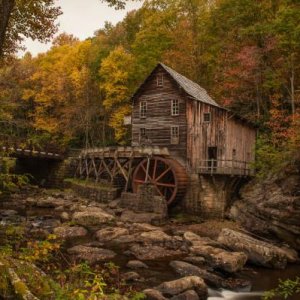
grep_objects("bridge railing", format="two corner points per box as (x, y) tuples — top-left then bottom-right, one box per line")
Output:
(196, 159), (254, 176)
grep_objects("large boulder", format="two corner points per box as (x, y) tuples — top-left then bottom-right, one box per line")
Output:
(72, 207), (115, 230)
(67, 245), (116, 264)
(54, 226), (88, 240)
(184, 231), (247, 273)
(156, 276), (207, 299)
(229, 169), (300, 250)
(95, 227), (129, 242)
(169, 261), (223, 288)
(217, 228), (297, 269)
(131, 245), (183, 261)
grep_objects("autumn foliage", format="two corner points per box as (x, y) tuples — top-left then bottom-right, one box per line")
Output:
(0, 0), (299, 170)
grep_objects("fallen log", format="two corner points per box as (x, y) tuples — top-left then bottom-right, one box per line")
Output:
(217, 228), (298, 269)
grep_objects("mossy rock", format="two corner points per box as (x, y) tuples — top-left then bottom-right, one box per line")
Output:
(0, 258), (56, 300)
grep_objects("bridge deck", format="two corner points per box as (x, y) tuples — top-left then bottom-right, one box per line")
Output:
(2, 146), (63, 160)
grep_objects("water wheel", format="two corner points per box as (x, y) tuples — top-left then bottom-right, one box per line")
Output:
(132, 156), (188, 205)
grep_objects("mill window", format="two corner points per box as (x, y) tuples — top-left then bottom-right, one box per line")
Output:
(204, 112), (211, 123)
(140, 128), (146, 139)
(171, 126), (179, 145)
(171, 99), (179, 116)
(140, 101), (147, 118)
(232, 149), (237, 159)
(157, 74), (164, 87)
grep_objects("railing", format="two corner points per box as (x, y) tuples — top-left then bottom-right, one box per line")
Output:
(197, 159), (254, 176)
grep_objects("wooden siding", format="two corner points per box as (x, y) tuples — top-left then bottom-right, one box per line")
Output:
(131, 65), (256, 175)
(132, 66), (187, 160)
(186, 101), (256, 173)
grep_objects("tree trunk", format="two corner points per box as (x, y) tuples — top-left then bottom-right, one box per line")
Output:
(0, 0), (15, 58)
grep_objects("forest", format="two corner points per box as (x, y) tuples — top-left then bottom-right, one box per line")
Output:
(0, 1), (300, 300)
(0, 0), (299, 176)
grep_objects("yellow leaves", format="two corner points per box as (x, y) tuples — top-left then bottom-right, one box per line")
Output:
(99, 46), (136, 143)
(109, 104), (132, 144)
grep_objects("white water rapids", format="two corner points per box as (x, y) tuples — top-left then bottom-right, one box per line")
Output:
(208, 288), (264, 300)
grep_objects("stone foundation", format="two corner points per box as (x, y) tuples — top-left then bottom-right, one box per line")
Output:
(120, 184), (168, 217)
(69, 181), (119, 203)
(183, 174), (243, 219)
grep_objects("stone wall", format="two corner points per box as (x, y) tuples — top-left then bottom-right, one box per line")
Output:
(69, 181), (119, 203)
(120, 184), (168, 217)
(183, 174), (243, 219)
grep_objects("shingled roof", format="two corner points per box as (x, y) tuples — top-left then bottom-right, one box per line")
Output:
(159, 63), (220, 107)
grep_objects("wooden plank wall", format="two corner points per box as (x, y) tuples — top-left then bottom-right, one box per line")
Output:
(186, 101), (256, 172)
(186, 101), (226, 170)
(132, 66), (187, 160)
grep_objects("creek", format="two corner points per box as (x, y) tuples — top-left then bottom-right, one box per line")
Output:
(0, 191), (299, 300)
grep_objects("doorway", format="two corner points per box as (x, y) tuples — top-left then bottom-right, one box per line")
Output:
(208, 147), (217, 170)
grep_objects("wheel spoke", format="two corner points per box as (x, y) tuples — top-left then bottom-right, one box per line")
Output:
(134, 179), (145, 184)
(141, 162), (152, 181)
(154, 185), (165, 198)
(156, 182), (176, 188)
(155, 167), (171, 182)
(152, 158), (157, 179)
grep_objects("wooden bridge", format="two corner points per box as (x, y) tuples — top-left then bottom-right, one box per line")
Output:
(2, 145), (63, 160)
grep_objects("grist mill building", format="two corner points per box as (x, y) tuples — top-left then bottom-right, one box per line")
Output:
(77, 63), (256, 218)
(130, 63), (256, 217)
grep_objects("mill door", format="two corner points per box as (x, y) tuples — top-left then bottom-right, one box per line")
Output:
(208, 147), (217, 171)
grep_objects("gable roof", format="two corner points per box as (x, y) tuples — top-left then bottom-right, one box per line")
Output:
(132, 63), (220, 108)
(159, 63), (220, 107)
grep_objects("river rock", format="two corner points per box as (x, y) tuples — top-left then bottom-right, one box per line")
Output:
(95, 227), (129, 242)
(0, 210), (18, 216)
(121, 210), (164, 225)
(170, 261), (222, 288)
(122, 271), (140, 282)
(60, 212), (70, 222)
(217, 228), (290, 269)
(72, 207), (115, 230)
(143, 289), (167, 300)
(67, 245), (116, 264)
(130, 223), (161, 233)
(139, 230), (173, 244)
(156, 276), (207, 299)
(110, 234), (137, 246)
(131, 245), (182, 261)
(126, 260), (149, 269)
(183, 256), (205, 266)
(54, 226), (88, 240)
(183, 231), (247, 273)
(170, 290), (200, 300)
(36, 196), (65, 208)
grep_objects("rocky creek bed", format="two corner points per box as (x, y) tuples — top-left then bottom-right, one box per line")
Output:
(0, 189), (300, 300)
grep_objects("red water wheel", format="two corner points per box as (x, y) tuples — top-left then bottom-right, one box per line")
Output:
(132, 156), (188, 205)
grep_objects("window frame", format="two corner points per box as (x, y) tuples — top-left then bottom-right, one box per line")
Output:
(203, 112), (211, 123)
(171, 126), (180, 145)
(140, 101), (147, 118)
(157, 74), (164, 87)
(171, 99), (179, 116)
(140, 128), (146, 140)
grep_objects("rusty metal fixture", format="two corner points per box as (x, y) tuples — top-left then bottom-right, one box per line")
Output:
(132, 156), (188, 205)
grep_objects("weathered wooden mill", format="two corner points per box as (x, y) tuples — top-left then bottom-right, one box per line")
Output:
(76, 63), (256, 218)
